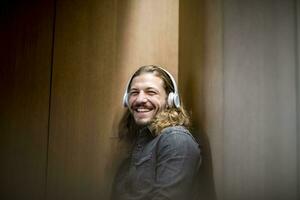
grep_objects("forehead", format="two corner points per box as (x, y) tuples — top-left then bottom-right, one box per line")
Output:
(130, 73), (164, 90)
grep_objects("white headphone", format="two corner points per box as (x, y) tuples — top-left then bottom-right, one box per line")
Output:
(122, 66), (181, 108)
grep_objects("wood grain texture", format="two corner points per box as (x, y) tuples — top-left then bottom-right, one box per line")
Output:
(179, 0), (217, 199)
(223, 1), (298, 199)
(0, 1), (54, 199)
(2, 1), (299, 200)
(46, 1), (117, 199)
(298, 0), (300, 198)
(46, 1), (178, 200)
(180, 0), (299, 200)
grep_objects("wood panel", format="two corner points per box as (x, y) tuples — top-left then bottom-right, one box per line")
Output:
(223, 1), (298, 200)
(180, 0), (299, 200)
(46, 1), (117, 199)
(0, 1), (54, 199)
(179, 0), (217, 199)
(297, 0), (300, 197)
(201, 1), (224, 199)
(46, 0), (179, 200)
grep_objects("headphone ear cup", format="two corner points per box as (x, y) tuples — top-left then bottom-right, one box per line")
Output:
(168, 92), (175, 107)
(123, 93), (128, 107)
(173, 93), (180, 108)
(168, 92), (180, 108)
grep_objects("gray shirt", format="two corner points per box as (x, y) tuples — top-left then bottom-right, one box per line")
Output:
(112, 126), (201, 200)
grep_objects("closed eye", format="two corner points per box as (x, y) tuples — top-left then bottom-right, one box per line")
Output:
(146, 90), (158, 95)
(129, 90), (139, 96)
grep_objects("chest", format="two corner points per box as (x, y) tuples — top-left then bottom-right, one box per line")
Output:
(126, 135), (158, 192)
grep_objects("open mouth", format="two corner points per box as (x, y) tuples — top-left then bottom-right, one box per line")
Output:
(133, 106), (155, 116)
(135, 108), (152, 113)
(132, 106), (155, 124)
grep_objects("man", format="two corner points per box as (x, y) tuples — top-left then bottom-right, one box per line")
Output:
(111, 65), (201, 200)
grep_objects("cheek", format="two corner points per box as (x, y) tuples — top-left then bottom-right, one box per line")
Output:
(151, 97), (167, 109)
(128, 96), (135, 105)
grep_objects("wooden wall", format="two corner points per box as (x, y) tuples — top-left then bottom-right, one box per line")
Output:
(0, 0), (178, 200)
(46, 0), (178, 200)
(179, 0), (299, 200)
(0, 1), (54, 199)
(1, 0), (299, 200)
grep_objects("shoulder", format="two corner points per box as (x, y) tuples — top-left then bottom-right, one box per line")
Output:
(160, 125), (190, 135)
(159, 126), (195, 141)
(156, 126), (199, 150)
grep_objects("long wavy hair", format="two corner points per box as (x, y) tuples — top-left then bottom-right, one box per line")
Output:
(119, 65), (191, 143)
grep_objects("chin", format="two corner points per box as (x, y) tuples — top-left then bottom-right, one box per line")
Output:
(135, 119), (151, 126)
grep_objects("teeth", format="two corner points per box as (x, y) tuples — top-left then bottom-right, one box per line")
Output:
(136, 108), (150, 112)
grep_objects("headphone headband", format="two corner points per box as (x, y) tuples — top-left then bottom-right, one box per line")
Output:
(158, 67), (178, 96)
(122, 65), (180, 108)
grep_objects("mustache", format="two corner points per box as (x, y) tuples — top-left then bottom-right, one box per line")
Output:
(131, 103), (152, 109)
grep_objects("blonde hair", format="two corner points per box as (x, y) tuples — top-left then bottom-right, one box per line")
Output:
(150, 107), (190, 136)
(119, 65), (191, 142)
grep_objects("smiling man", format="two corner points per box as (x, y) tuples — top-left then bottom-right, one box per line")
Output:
(111, 65), (201, 200)
(128, 72), (167, 126)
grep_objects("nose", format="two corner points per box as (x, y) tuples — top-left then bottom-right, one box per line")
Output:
(136, 91), (147, 103)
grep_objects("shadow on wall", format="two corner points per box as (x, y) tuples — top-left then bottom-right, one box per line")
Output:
(182, 77), (217, 200)
(178, 0), (217, 199)
(192, 119), (217, 200)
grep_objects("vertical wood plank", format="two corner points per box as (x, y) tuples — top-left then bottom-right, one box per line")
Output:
(202, 1), (224, 200)
(179, 0), (218, 199)
(46, 1), (117, 199)
(297, 0), (300, 198)
(223, 1), (298, 199)
(0, 1), (54, 199)
(179, 1), (299, 200)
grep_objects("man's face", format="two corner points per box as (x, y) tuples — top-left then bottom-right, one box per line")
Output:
(128, 72), (168, 126)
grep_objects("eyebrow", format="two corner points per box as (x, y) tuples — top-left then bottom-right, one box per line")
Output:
(129, 87), (159, 92)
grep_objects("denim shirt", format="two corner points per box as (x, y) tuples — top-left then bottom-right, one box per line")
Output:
(112, 126), (201, 200)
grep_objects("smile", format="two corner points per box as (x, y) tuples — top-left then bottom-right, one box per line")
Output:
(135, 108), (152, 113)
